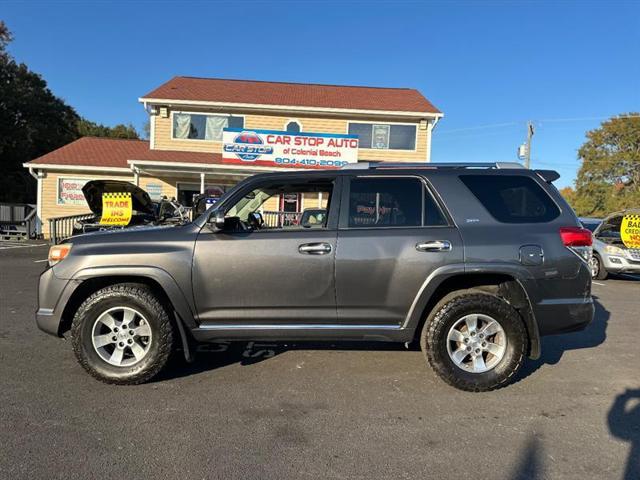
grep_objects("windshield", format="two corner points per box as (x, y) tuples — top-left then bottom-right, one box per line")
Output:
(596, 215), (625, 245)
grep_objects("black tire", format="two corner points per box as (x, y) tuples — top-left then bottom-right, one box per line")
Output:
(592, 254), (609, 280)
(420, 290), (527, 392)
(71, 283), (174, 385)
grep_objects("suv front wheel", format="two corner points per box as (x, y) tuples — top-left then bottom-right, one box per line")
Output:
(421, 291), (527, 392)
(71, 283), (174, 385)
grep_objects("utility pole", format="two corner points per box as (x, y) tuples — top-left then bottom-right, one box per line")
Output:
(525, 121), (535, 169)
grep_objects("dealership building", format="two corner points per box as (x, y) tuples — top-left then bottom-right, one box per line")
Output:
(25, 76), (442, 238)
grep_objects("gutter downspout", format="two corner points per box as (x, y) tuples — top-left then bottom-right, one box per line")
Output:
(28, 167), (43, 236)
(425, 116), (441, 163)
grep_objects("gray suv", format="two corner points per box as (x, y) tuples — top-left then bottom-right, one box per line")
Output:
(37, 162), (594, 391)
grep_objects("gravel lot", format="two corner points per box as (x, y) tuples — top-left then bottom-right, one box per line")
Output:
(1, 241), (638, 480)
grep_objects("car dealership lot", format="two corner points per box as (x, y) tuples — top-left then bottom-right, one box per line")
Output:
(1, 245), (638, 480)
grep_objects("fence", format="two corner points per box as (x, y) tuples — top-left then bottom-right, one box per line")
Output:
(0, 203), (37, 239)
(262, 211), (302, 228)
(48, 213), (94, 245)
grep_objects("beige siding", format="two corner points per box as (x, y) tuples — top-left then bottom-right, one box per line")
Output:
(152, 110), (429, 162)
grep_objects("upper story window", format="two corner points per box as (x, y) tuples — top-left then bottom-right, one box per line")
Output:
(173, 113), (244, 141)
(285, 120), (302, 133)
(348, 123), (417, 150)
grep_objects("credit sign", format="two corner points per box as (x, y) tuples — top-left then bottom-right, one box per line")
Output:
(222, 128), (359, 169)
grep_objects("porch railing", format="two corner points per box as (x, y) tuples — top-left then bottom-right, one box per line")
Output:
(48, 213), (94, 244)
(262, 210), (302, 228)
(0, 203), (37, 239)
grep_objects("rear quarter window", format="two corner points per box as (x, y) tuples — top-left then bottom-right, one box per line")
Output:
(460, 175), (560, 223)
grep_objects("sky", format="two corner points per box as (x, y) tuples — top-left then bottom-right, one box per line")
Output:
(3, 0), (639, 188)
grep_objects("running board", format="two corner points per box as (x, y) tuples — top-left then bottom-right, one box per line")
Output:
(191, 323), (409, 343)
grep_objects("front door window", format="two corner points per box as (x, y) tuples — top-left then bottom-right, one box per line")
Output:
(225, 178), (334, 230)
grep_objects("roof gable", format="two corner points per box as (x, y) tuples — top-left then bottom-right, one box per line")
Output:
(141, 76), (441, 114)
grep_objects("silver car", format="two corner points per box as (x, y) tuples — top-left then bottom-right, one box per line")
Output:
(583, 210), (640, 280)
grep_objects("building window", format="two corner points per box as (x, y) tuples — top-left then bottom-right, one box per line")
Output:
(285, 120), (302, 133)
(173, 113), (244, 141)
(348, 123), (416, 150)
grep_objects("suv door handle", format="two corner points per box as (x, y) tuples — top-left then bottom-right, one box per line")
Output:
(299, 242), (332, 255)
(416, 240), (452, 252)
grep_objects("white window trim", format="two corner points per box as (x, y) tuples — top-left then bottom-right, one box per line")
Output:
(170, 110), (246, 143)
(347, 120), (418, 152)
(284, 119), (303, 132)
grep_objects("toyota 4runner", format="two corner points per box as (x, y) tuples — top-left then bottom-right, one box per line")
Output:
(37, 162), (594, 391)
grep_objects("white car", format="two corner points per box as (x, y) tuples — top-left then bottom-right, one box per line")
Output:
(582, 211), (640, 280)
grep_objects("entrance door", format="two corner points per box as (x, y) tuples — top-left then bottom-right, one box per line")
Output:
(192, 175), (340, 327)
(335, 175), (463, 326)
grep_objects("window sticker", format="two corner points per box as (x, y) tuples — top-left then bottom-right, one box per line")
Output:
(372, 124), (390, 149)
(100, 192), (132, 226)
(620, 214), (640, 249)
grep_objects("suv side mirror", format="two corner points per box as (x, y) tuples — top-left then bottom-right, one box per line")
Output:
(209, 210), (226, 231)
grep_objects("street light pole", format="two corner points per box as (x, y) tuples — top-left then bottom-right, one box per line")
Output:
(525, 121), (535, 169)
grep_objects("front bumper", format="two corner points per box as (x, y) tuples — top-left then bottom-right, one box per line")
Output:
(602, 255), (640, 274)
(36, 267), (79, 336)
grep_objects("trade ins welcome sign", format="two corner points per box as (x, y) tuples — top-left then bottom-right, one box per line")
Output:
(222, 128), (359, 169)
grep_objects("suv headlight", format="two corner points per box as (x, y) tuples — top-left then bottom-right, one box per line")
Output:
(48, 243), (72, 267)
(604, 245), (625, 256)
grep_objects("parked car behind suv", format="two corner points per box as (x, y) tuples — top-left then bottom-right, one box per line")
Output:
(586, 210), (640, 280)
(37, 162), (594, 391)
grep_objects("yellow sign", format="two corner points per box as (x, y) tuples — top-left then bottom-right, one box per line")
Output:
(100, 192), (133, 226)
(620, 214), (640, 249)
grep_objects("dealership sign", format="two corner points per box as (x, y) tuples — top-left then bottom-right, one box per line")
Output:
(222, 128), (359, 169)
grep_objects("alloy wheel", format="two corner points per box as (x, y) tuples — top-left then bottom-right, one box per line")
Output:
(91, 306), (152, 367)
(446, 314), (507, 373)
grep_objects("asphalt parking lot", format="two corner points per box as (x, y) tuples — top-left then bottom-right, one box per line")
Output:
(1, 241), (639, 480)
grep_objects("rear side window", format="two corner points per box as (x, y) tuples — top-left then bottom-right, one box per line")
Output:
(347, 177), (447, 228)
(460, 175), (560, 223)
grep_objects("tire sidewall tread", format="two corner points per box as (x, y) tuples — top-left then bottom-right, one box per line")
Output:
(71, 283), (173, 385)
(421, 290), (527, 392)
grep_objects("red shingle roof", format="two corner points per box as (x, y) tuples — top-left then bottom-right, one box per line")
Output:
(27, 137), (222, 168)
(141, 76), (441, 114)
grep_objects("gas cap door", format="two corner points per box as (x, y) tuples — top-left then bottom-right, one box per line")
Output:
(520, 245), (544, 266)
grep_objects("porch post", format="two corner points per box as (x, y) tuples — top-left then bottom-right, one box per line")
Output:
(200, 172), (205, 194)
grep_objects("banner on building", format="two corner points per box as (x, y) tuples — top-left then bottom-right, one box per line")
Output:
(57, 177), (89, 205)
(222, 128), (359, 169)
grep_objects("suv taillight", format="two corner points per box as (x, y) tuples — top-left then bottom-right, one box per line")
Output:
(560, 227), (593, 247)
(560, 227), (593, 264)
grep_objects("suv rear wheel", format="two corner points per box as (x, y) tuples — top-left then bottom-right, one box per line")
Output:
(421, 290), (527, 392)
(71, 283), (173, 385)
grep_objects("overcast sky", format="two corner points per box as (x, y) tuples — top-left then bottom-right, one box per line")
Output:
(3, 0), (639, 187)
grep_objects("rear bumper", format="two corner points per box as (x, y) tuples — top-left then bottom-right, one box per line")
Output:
(535, 297), (594, 336)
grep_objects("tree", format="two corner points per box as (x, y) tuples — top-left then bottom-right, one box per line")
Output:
(0, 21), (139, 203)
(0, 22), (80, 203)
(571, 114), (640, 217)
(77, 119), (139, 139)
(0, 20), (12, 55)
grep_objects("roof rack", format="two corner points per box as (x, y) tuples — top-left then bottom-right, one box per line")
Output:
(342, 161), (526, 170)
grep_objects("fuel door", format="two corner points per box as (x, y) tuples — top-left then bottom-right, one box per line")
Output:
(520, 245), (544, 266)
